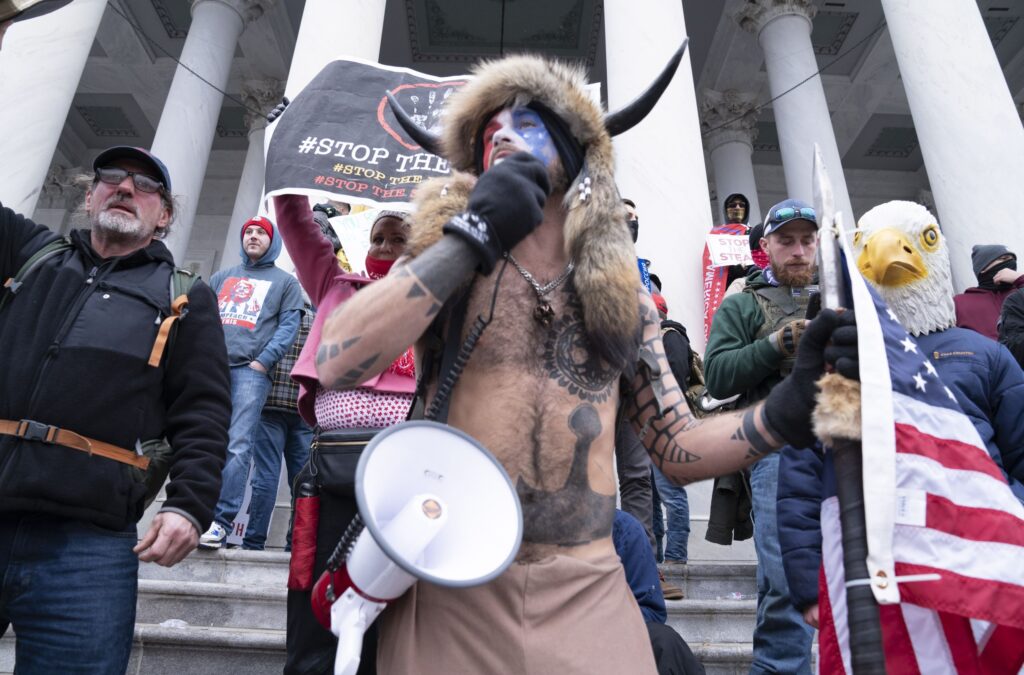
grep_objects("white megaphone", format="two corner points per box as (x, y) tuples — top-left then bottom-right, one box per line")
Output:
(309, 421), (523, 675)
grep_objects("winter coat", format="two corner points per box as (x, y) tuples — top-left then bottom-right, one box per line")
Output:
(703, 269), (786, 403)
(777, 445), (824, 612)
(778, 325), (1024, 610)
(998, 288), (1024, 370)
(273, 195), (416, 427)
(0, 204), (230, 532)
(953, 276), (1024, 341)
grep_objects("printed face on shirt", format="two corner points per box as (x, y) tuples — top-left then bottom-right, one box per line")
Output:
(482, 107), (559, 172)
(217, 276), (272, 329)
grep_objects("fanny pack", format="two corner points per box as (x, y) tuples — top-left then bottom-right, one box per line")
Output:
(310, 428), (378, 498)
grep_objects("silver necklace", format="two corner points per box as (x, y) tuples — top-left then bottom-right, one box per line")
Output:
(505, 252), (574, 325)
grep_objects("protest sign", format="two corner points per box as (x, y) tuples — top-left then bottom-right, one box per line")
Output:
(706, 233), (753, 267)
(265, 57), (466, 209)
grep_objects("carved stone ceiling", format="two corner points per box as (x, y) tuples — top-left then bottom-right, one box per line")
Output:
(379, 0), (606, 85)
(62, 0), (299, 161)
(694, 0), (1024, 171)
(60, 0), (1024, 177)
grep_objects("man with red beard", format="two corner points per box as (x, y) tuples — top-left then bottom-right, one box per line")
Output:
(703, 198), (819, 675)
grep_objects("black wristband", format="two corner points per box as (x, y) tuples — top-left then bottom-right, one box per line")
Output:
(442, 211), (502, 274)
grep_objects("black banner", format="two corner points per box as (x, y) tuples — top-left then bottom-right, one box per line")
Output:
(265, 58), (467, 208)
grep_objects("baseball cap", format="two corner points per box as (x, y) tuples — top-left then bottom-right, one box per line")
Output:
(762, 199), (816, 237)
(93, 146), (172, 193)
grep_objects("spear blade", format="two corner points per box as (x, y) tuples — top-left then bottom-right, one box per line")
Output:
(813, 144), (846, 310)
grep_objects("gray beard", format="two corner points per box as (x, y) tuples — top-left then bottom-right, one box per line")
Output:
(94, 209), (143, 238)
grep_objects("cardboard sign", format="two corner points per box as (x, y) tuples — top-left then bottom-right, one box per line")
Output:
(706, 233), (753, 268)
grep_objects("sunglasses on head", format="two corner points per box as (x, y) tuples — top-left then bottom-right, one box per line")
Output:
(769, 206), (816, 224)
(95, 167), (165, 194)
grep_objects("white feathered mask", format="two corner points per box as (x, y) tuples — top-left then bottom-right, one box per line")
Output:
(852, 200), (956, 337)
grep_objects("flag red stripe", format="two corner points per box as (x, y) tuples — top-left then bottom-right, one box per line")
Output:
(818, 563), (848, 675)
(938, 612), (982, 675)
(980, 624), (1024, 675)
(895, 424), (1006, 483)
(879, 604), (923, 675)
(895, 562), (1024, 630)
(926, 493), (1024, 547)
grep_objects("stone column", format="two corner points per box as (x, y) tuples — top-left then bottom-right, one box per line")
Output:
(153, 0), (274, 264)
(737, 0), (854, 228)
(218, 79), (283, 271)
(282, 0), (387, 100)
(263, 0), (387, 225)
(0, 0), (106, 216)
(881, 0), (1024, 289)
(605, 0), (712, 354)
(702, 89), (763, 226)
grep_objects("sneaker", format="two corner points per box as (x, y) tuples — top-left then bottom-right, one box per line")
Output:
(659, 569), (684, 600)
(199, 522), (227, 549)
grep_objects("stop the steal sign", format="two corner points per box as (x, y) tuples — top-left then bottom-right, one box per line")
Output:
(706, 233), (753, 267)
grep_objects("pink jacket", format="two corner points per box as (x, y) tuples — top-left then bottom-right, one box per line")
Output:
(273, 195), (416, 426)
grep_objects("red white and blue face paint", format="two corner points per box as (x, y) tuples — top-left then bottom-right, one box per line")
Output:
(481, 107), (558, 171)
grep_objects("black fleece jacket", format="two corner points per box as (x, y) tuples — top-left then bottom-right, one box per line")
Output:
(0, 204), (230, 532)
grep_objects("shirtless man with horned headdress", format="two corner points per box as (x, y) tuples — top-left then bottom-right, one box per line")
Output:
(314, 43), (856, 673)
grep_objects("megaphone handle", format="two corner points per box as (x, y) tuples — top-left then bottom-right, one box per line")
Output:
(333, 592), (386, 675)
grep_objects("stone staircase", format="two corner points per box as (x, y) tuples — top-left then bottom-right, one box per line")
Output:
(127, 552), (761, 675)
(0, 474), (774, 673)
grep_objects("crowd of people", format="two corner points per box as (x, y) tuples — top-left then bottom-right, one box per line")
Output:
(2, 11), (1022, 674)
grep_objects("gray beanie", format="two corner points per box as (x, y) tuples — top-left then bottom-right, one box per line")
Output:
(972, 244), (1013, 277)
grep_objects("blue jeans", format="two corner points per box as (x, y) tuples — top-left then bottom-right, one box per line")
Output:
(652, 464), (690, 562)
(244, 409), (313, 550)
(213, 365), (273, 529)
(0, 515), (138, 674)
(749, 453), (814, 675)
(652, 470), (665, 562)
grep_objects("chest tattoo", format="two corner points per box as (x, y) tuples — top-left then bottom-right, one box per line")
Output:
(542, 292), (616, 403)
(516, 403), (616, 546)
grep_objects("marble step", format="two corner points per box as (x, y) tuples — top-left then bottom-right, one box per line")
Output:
(0, 624), (285, 675)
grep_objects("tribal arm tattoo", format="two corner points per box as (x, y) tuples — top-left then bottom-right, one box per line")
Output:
(316, 236), (478, 389)
(622, 291), (785, 486)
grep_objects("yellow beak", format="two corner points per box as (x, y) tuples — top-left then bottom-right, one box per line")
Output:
(856, 227), (929, 287)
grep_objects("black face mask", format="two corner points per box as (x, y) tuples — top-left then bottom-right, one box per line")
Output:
(628, 219), (639, 243)
(977, 259), (1017, 290)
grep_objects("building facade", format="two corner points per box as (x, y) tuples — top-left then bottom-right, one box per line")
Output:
(2, 0), (1023, 557)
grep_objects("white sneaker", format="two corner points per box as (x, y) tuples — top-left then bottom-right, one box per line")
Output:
(199, 522), (227, 549)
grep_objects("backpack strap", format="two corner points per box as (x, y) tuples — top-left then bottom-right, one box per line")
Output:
(147, 268), (197, 367)
(0, 237), (73, 313)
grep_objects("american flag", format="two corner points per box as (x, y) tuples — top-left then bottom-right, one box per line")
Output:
(818, 271), (1024, 674)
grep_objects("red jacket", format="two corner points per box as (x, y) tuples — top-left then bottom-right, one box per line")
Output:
(954, 275), (1024, 340)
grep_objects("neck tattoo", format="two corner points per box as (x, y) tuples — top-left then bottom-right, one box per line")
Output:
(505, 252), (575, 326)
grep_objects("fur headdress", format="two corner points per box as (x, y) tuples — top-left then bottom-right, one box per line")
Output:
(389, 43), (688, 370)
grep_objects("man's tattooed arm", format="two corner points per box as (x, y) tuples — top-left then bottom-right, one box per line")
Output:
(622, 290), (786, 486)
(316, 236), (478, 389)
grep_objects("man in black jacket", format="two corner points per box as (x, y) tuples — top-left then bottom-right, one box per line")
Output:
(0, 146), (231, 673)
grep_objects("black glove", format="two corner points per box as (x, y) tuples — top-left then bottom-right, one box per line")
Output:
(267, 96), (290, 124)
(763, 309), (857, 448)
(443, 152), (551, 274)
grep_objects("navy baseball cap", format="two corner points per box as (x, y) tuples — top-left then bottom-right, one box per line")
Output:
(762, 199), (817, 237)
(93, 146), (172, 193)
